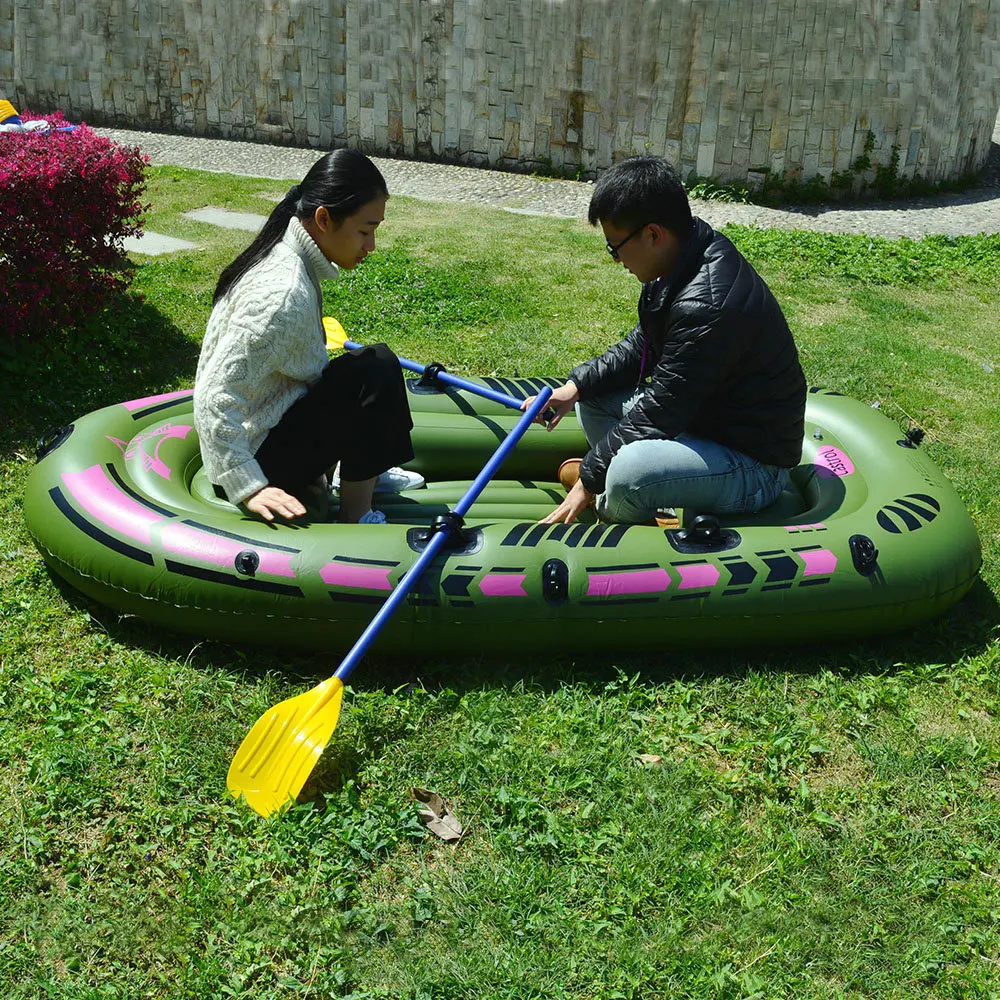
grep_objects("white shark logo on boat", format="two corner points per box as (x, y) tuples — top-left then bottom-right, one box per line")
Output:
(106, 423), (193, 480)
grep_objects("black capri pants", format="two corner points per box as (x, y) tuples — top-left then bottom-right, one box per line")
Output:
(253, 343), (414, 498)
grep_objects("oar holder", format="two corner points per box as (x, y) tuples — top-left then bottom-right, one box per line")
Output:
(412, 511), (475, 552)
(415, 361), (450, 392)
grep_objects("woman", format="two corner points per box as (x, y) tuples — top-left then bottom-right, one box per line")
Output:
(194, 148), (422, 524)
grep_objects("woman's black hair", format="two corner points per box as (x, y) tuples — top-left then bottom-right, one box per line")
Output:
(587, 156), (693, 239)
(212, 147), (389, 304)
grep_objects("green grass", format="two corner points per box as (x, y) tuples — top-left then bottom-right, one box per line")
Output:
(2, 164), (999, 999)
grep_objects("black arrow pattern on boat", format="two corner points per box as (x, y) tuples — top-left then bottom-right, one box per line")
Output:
(442, 574), (475, 598)
(501, 522), (633, 549)
(720, 555), (757, 588)
(760, 554), (799, 591)
(876, 493), (941, 534)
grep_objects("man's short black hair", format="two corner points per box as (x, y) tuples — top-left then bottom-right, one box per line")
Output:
(588, 156), (693, 238)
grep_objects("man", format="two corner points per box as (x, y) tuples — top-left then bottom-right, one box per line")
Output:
(529, 156), (806, 525)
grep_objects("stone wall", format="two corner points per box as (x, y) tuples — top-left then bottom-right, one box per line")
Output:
(2, 0), (999, 185)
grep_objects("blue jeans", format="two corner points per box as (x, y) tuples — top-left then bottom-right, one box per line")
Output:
(578, 388), (790, 524)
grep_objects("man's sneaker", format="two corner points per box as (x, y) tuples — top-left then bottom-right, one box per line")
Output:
(330, 465), (425, 493)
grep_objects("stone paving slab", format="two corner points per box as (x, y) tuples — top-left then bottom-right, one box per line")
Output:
(183, 207), (267, 231)
(121, 230), (198, 256)
(95, 125), (1000, 239)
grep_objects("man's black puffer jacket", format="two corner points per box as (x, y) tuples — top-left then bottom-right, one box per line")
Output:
(569, 218), (806, 495)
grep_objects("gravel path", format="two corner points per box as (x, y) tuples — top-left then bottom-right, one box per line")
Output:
(95, 121), (1000, 239)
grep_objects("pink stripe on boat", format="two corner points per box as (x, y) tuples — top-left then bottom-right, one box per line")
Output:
(121, 390), (192, 412)
(161, 523), (295, 577)
(677, 563), (721, 589)
(62, 465), (164, 544)
(586, 568), (670, 597)
(800, 549), (837, 576)
(479, 573), (527, 597)
(320, 563), (392, 590)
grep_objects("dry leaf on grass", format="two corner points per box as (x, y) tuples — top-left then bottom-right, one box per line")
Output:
(411, 787), (464, 841)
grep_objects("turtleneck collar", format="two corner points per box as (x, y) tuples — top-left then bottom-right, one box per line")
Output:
(283, 216), (340, 288)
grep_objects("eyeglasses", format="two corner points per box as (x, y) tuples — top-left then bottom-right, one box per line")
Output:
(606, 222), (649, 260)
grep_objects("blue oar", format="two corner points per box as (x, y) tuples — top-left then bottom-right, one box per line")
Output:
(323, 317), (555, 419)
(227, 387), (553, 817)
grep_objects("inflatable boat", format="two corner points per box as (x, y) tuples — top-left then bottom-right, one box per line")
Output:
(23, 376), (981, 653)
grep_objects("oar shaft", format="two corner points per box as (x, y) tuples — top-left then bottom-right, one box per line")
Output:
(332, 525), (450, 684)
(343, 337), (531, 412)
(332, 386), (553, 684)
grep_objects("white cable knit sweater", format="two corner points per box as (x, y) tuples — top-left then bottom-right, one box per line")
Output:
(194, 216), (340, 504)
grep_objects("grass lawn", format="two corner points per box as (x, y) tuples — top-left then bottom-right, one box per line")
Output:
(1, 164), (999, 999)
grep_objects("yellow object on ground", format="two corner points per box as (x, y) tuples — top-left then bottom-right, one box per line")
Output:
(227, 675), (345, 817)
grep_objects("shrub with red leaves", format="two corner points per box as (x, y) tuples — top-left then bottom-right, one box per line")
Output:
(0, 111), (149, 339)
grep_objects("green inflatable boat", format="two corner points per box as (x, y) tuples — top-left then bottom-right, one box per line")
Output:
(23, 377), (981, 653)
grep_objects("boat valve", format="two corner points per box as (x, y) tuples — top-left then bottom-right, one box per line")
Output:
(849, 534), (879, 576)
(234, 550), (260, 577)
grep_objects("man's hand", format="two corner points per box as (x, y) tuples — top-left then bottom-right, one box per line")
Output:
(521, 381), (579, 431)
(244, 485), (307, 522)
(539, 479), (594, 524)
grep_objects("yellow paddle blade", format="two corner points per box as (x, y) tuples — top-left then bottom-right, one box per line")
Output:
(227, 675), (345, 817)
(323, 315), (348, 351)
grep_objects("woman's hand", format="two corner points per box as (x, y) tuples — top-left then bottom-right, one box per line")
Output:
(539, 479), (595, 524)
(521, 381), (579, 431)
(244, 485), (307, 522)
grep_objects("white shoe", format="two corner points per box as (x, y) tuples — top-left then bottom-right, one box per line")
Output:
(375, 467), (425, 492)
(330, 464), (425, 493)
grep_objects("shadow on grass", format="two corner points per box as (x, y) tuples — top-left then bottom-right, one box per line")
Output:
(38, 566), (996, 810)
(52, 566), (999, 694)
(0, 292), (198, 456)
